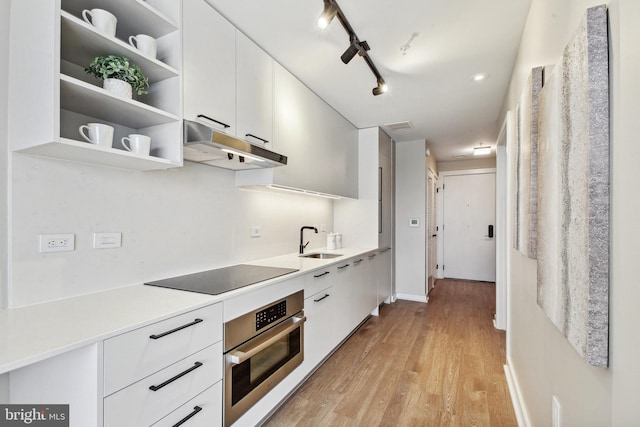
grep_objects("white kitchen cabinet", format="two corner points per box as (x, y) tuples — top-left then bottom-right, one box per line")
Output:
(332, 259), (358, 340)
(362, 253), (380, 318)
(103, 302), (223, 427)
(182, 0), (236, 134)
(302, 286), (336, 370)
(151, 382), (222, 427)
(104, 343), (222, 427)
(236, 63), (358, 198)
(335, 127), (394, 247)
(378, 248), (392, 305)
(8, 0), (183, 171)
(236, 31), (273, 147)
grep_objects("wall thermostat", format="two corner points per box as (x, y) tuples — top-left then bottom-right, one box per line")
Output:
(409, 219), (420, 227)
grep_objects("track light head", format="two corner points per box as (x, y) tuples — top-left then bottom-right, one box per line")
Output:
(317, 0), (338, 29)
(341, 42), (359, 64)
(372, 81), (388, 96)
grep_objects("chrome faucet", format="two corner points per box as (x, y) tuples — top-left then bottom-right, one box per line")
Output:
(299, 226), (318, 254)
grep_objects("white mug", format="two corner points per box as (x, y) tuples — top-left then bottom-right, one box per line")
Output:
(79, 123), (114, 147)
(82, 9), (117, 37)
(121, 134), (151, 155)
(128, 34), (157, 59)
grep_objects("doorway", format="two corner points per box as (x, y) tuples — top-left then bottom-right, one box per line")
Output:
(426, 169), (438, 294)
(442, 170), (496, 282)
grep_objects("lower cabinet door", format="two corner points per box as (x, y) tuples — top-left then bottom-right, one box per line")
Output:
(151, 381), (222, 427)
(303, 286), (335, 370)
(104, 342), (222, 427)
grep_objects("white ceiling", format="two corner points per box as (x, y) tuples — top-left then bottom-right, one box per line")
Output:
(209, 0), (531, 162)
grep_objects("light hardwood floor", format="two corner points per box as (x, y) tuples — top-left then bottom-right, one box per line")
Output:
(263, 279), (517, 426)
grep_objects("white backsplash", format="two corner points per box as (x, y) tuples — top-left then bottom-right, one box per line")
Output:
(8, 154), (332, 307)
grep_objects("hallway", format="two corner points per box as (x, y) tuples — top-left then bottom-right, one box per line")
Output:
(265, 279), (516, 426)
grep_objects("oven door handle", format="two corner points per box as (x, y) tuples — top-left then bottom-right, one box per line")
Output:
(227, 315), (306, 365)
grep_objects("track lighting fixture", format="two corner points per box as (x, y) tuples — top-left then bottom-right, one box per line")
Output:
(317, 0), (388, 96)
(317, 0), (338, 30)
(372, 80), (388, 96)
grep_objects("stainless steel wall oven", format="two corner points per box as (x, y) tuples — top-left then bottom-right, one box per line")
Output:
(224, 290), (305, 426)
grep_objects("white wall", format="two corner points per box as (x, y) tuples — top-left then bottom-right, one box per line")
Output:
(437, 157), (496, 172)
(7, 154), (332, 307)
(501, 0), (640, 425)
(1, 0), (10, 309)
(394, 140), (427, 300)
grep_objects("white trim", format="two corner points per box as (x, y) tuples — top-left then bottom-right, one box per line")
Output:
(395, 293), (428, 303)
(438, 167), (496, 177)
(494, 111), (512, 331)
(504, 361), (532, 427)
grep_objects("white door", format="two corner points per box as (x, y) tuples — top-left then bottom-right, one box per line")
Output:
(443, 173), (496, 282)
(426, 171), (438, 293)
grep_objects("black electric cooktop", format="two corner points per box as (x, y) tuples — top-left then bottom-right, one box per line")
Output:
(145, 264), (298, 296)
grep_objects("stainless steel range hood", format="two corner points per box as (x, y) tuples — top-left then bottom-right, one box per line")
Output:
(183, 120), (288, 170)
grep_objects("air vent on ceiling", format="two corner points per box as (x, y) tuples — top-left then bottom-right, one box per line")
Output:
(384, 121), (414, 131)
(452, 153), (468, 158)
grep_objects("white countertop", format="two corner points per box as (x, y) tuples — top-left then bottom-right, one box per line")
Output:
(0, 247), (377, 374)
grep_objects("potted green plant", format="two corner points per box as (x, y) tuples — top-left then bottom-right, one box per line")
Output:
(85, 55), (149, 99)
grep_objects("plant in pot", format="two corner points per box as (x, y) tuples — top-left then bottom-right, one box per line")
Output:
(85, 55), (149, 99)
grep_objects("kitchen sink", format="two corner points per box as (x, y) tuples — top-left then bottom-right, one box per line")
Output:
(299, 253), (343, 259)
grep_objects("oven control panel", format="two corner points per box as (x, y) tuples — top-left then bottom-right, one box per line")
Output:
(256, 300), (287, 331)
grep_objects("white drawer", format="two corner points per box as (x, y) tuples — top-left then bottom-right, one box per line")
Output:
(151, 381), (222, 427)
(104, 342), (222, 427)
(304, 267), (336, 298)
(104, 302), (222, 396)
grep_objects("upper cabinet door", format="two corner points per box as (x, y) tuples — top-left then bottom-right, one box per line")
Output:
(236, 31), (273, 147)
(182, 0), (236, 134)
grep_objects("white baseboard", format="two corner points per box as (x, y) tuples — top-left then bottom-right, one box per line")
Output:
(395, 293), (428, 303)
(504, 361), (531, 427)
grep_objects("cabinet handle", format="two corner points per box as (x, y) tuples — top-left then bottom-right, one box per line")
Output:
(337, 264), (350, 270)
(172, 406), (203, 427)
(149, 362), (203, 392)
(314, 271), (330, 278)
(353, 259), (363, 265)
(369, 254), (377, 260)
(197, 114), (230, 129)
(314, 294), (330, 302)
(245, 133), (269, 144)
(380, 248), (392, 253)
(149, 318), (203, 340)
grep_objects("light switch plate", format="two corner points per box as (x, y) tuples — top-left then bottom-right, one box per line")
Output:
(93, 232), (122, 249)
(409, 218), (420, 227)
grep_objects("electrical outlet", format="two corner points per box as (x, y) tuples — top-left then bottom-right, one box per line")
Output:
(251, 226), (262, 238)
(552, 396), (561, 427)
(39, 234), (75, 252)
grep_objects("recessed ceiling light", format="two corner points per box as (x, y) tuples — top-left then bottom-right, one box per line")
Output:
(474, 146), (492, 156)
(472, 73), (489, 82)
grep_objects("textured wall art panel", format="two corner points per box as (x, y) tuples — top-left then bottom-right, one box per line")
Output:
(536, 4), (609, 367)
(515, 67), (543, 258)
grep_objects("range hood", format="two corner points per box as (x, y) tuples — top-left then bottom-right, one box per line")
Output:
(183, 120), (288, 170)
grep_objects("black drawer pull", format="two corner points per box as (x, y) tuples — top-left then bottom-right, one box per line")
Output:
(149, 362), (203, 392)
(173, 406), (203, 427)
(353, 259), (363, 265)
(197, 114), (230, 129)
(246, 133), (269, 144)
(314, 271), (330, 278)
(150, 318), (203, 340)
(369, 254), (377, 260)
(314, 294), (330, 303)
(337, 264), (350, 270)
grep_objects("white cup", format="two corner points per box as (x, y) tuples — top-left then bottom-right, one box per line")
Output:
(82, 9), (117, 37)
(121, 134), (151, 156)
(128, 34), (157, 59)
(79, 123), (114, 147)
